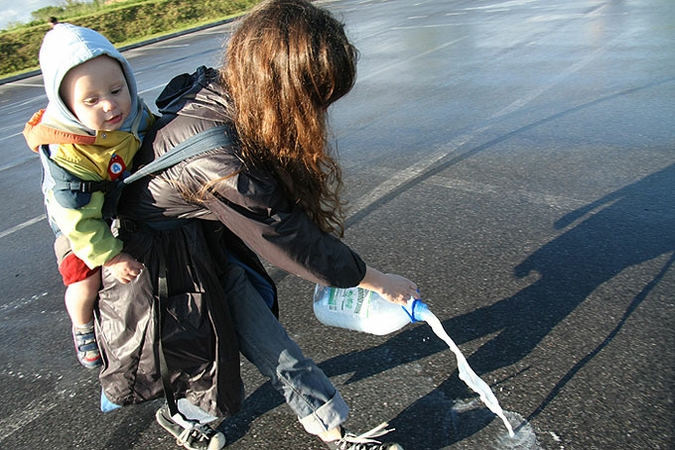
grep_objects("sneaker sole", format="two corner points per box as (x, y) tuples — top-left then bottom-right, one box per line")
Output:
(155, 407), (227, 450)
(155, 408), (185, 441)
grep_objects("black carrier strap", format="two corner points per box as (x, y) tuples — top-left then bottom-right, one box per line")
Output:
(69, 179), (118, 193)
(124, 125), (230, 185)
(156, 249), (180, 417)
(41, 125), (231, 199)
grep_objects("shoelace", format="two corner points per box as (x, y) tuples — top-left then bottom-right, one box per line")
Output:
(176, 422), (214, 446)
(335, 422), (395, 449)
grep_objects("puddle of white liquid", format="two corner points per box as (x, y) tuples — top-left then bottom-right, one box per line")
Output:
(494, 411), (541, 450)
(421, 310), (515, 437)
(450, 401), (540, 449)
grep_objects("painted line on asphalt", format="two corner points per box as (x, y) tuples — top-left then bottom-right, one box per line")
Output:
(346, 147), (449, 218)
(424, 176), (588, 211)
(357, 37), (467, 83)
(346, 19), (617, 219)
(489, 45), (608, 121)
(0, 153), (37, 172)
(0, 214), (46, 240)
(139, 83), (168, 95)
(0, 131), (22, 142)
(0, 292), (50, 314)
(0, 388), (64, 443)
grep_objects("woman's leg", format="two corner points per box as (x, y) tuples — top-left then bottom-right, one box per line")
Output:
(222, 263), (349, 435)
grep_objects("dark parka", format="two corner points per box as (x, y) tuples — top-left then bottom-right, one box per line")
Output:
(96, 66), (367, 417)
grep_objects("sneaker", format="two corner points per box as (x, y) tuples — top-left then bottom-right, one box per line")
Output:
(155, 404), (226, 450)
(324, 423), (404, 450)
(72, 326), (102, 369)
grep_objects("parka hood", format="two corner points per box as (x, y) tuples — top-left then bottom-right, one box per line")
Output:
(39, 23), (141, 135)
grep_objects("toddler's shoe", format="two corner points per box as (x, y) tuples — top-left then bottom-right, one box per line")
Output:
(72, 325), (102, 369)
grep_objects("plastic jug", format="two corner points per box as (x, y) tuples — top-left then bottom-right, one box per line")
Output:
(313, 284), (429, 335)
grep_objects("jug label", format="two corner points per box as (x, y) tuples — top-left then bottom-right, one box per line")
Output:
(327, 288), (371, 317)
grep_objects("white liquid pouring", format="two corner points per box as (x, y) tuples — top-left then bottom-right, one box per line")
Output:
(313, 286), (516, 438)
(422, 309), (515, 437)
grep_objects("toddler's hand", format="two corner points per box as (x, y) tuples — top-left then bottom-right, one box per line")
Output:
(104, 252), (144, 284)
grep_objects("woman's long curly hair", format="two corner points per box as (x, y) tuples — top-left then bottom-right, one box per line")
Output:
(222, 0), (358, 237)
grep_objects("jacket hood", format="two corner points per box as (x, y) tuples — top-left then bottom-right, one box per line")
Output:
(39, 23), (141, 135)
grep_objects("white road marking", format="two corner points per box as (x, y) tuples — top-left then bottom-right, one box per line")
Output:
(0, 215), (46, 240)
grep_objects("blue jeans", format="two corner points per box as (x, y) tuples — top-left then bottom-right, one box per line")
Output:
(223, 263), (349, 435)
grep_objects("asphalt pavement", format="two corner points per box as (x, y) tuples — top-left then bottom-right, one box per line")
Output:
(0, 0), (673, 449)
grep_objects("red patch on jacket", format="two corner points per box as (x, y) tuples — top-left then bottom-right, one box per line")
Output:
(108, 154), (126, 180)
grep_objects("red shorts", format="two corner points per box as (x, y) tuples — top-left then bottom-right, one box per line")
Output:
(54, 234), (99, 285)
(59, 253), (99, 285)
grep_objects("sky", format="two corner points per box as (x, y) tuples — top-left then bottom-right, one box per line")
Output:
(0, 0), (61, 30)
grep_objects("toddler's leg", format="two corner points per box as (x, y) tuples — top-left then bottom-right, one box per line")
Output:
(65, 270), (101, 326)
(54, 235), (102, 368)
(65, 270), (102, 369)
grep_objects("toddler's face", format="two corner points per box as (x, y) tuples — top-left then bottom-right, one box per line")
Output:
(60, 55), (132, 132)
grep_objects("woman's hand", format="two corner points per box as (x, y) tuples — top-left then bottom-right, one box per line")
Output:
(358, 266), (419, 306)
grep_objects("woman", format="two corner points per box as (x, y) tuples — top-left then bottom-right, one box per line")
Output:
(97, 1), (418, 449)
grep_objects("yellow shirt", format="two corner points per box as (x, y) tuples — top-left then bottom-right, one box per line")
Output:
(46, 130), (141, 268)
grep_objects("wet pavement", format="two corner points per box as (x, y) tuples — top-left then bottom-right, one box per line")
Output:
(0, 0), (673, 448)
